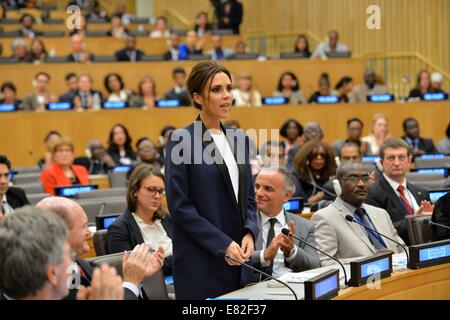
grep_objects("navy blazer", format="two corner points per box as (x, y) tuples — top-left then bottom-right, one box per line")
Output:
(366, 175), (430, 245)
(107, 208), (173, 275)
(5, 187), (29, 209)
(165, 118), (259, 299)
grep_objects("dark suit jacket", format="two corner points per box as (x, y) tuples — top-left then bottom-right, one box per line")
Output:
(218, 0), (243, 34)
(108, 208), (173, 275)
(163, 88), (191, 106)
(5, 187), (29, 209)
(73, 156), (111, 174)
(65, 258), (138, 300)
(366, 175), (430, 244)
(401, 136), (437, 154)
(59, 90), (77, 103)
(106, 147), (137, 166)
(73, 89), (103, 107)
(66, 52), (96, 62)
(431, 192), (450, 241)
(115, 48), (144, 61)
(165, 118), (259, 299)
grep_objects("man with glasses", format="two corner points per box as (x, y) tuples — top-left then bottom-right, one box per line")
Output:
(312, 161), (404, 266)
(0, 155), (29, 218)
(366, 138), (432, 244)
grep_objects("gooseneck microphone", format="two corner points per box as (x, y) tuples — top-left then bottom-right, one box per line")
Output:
(216, 250), (298, 300)
(281, 228), (348, 286)
(345, 215), (410, 265)
(423, 218), (450, 230)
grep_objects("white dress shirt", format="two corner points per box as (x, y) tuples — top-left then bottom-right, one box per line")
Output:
(211, 132), (239, 201)
(1, 194), (14, 215)
(131, 213), (173, 257)
(259, 209), (297, 278)
(383, 173), (420, 212)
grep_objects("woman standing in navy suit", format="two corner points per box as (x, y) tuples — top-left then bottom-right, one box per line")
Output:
(165, 61), (259, 299)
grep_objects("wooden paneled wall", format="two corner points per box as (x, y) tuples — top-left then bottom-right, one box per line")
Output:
(151, 0), (449, 83)
(1, 102), (448, 166)
(0, 59), (365, 101)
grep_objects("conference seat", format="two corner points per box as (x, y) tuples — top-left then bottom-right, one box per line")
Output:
(12, 172), (41, 184)
(93, 229), (109, 256)
(414, 179), (447, 190)
(76, 197), (127, 222)
(12, 166), (40, 174)
(26, 192), (51, 205)
(14, 182), (44, 194)
(406, 172), (445, 182)
(414, 157), (450, 169)
(76, 187), (127, 200)
(108, 171), (129, 188)
(87, 252), (170, 300)
(405, 215), (433, 245)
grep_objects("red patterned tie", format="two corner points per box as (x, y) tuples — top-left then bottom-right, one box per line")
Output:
(397, 185), (414, 215)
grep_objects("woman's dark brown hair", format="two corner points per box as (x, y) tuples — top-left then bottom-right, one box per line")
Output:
(186, 60), (232, 110)
(127, 164), (166, 220)
(293, 140), (336, 182)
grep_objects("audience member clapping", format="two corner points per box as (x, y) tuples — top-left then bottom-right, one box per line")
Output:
(108, 164), (172, 275)
(73, 73), (103, 109)
(40, 136), (90, 195)
(104, 73), (132, 102)
(20, 71), (58, 111)
(0, 155), (29, 215)
(67, 33), (95, 63)
(38, 130), (62, 169)
(232, 73), (262, 107)
(107, 13), (130, 39)
(59, 72), (78, 103)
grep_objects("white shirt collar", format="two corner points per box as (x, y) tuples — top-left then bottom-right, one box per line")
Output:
(260, 208), (286, 226)
(383, 173), (407, 192)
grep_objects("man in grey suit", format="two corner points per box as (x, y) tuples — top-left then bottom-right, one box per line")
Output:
(312, 162), (405, 266)
(251, 166), (320, 279)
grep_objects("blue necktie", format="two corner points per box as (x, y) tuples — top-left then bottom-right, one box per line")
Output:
(355, 208), (386, 250)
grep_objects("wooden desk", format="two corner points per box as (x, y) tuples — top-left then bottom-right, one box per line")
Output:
(335, 263), (450, 300)
(89, 175), (110, 189)
(1, 101), (448, 166)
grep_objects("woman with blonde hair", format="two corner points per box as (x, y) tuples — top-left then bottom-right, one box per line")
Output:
(362, 113), (392, 155)
(232, 73), (262, 107)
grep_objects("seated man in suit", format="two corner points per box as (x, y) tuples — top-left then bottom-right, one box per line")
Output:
(206, 35), (234, 61)
(350, 69), (389, 103)
(36, 196), (164, 300)
(431, 192), (450, 241)
(72, 73), (103, 109)
(251, 166), (320, 278)
(366, 138), (433, 244)
(0, 154), (29, 216)
(58, 72), (78, 103)
(115, 36), (144, 62)
(0, 206), (124, 300)
(312, 161), (405, 266)
(15, 14), (43, 38)
(401, 117), (437, 157)
(164, 67), (191, 106)
(66, 33), (95, 63)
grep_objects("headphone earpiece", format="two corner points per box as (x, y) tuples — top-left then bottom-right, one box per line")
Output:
(332, 179), (342, 197)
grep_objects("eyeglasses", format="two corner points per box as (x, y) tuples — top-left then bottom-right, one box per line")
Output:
(142, 186), (165, 196)
(343, 175), (370, 184)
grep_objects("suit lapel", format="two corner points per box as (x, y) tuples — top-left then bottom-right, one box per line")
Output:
(196, 117), (241, 217)
(380, 175), (407, 215)
(407, 183), (425, 204)
(125, 209), (145, 244)
(334, 198), (376, 254)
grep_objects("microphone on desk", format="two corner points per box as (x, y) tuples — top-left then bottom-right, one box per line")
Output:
(216, 249), (298, 300)
(344, 215), (410, 266)
(423, 218), (450, 231)
(281, 228), (348, 286)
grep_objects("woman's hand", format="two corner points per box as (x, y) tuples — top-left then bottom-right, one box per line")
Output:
(240, 232), (254, 261)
